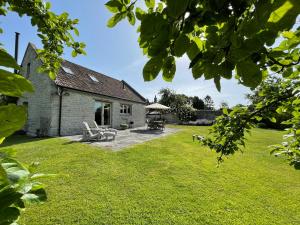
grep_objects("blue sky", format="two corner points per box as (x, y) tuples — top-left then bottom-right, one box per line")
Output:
(0, 0), (251, 107)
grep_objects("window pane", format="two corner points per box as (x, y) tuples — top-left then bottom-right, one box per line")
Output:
(104, 103), (111, 125)
(95, 101), (102, 125)
(26, 63), (30, 77)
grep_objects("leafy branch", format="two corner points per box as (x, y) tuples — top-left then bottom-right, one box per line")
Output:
(1, 1), (86, 223)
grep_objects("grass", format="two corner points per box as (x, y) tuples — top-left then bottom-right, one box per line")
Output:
(2, 125), (300, 225)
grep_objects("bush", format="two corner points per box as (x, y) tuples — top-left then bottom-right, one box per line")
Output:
(176, 106), (196, 122)
(120, 124), (129, 130)
(187, 119), (214, 126)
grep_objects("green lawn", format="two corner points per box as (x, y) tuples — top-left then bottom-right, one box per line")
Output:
(2, 126), (300, 225)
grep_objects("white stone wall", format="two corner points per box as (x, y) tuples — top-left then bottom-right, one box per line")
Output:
(51, 89), (146, 136)
(18, 44), (55, 136)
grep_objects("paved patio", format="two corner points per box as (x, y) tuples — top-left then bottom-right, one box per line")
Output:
(64, 126), (180, 151)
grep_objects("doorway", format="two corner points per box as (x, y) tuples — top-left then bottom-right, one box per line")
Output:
(95, 101), (111, 126)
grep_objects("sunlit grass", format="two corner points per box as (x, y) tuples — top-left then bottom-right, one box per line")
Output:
(2, 126), (300, 225)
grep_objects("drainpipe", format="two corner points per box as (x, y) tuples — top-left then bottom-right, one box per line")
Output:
(58, 87), (64, 136)
(14, 32), (20, 74)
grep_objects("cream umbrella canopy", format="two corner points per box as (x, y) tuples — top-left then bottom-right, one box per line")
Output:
(145, 103), (170, 120)
(145, 103), (170, 110)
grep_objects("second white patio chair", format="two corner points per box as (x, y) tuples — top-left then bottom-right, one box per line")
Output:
(93, 121), (118, 135)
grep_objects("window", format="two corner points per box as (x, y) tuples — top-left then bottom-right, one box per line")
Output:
(26, 63), (30, 78)
(120, 104), (131, 115)
(89, 75), (99, 82)
(62, 66), (74, 75)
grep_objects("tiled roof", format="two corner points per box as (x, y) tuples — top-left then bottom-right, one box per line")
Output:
(55, 60), (146, 104)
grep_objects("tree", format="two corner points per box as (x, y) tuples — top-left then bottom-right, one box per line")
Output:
(0, 1), (85, 224)
(246, 76), (293, 130)
(191, 96), (204, 110)
(106, 0), (300, 169)
(219, 101), (229, 110)
(158, 88), (176, 106)
(145, 98), (150, 105)
(202, 76), (299, 168)
(158, 88), (194, 121)
(203, 95), (214, 110)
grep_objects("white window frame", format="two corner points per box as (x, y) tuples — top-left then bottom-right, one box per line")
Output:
(120, 104), (132, 115)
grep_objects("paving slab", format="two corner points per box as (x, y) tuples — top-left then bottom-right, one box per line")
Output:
(64, 126), (180, 151)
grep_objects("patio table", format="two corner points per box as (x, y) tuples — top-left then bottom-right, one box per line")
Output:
(148, 120), (165, 130)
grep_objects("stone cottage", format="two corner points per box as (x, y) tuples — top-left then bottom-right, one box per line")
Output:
(18, 43), (146, 136)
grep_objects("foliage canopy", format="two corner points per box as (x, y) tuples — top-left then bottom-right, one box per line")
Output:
(106, 0), (300, 168)
(106, 0), (300, 88)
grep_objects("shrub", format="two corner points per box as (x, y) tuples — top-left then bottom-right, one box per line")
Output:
(120, 124), (129, 130)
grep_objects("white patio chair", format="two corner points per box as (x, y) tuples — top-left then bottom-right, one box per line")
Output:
(93, 121), (118, 135)
(82, 122), (101, 141)
(83, 122), (116, 141)
(100, 130), (116, 141)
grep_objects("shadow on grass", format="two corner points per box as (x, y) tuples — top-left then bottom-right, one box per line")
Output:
(130, 129), (164, 135)
(62, 140), (80, 145)
(62, 138), (115, 145)
(1, 134), (54, 147)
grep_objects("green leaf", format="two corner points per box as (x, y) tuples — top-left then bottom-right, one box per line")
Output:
(45, 2), (51, 10)
(166, 0), (189, 18)
(30, 173), (56, 180)
(105, 0), (124, 13)
(255, 116), (263, 121)
(0, 188), (23, 210)
(71, 50), (77, 57)
(0, 69), (34, 97)
(0, 165), (8, 186)
(145, 0), (155, 9)
(140, 14), (166, 38)
(162, 56), (176, 82)
(268, 1), (293, 23)
(282, 67), (293, 78)
(267, 0), (300, 32)
(236, 61), (263, 88)
(222, 108), (228, 115)
(0, 104), (27, 142)
(107, 13), (124, 28)
(147, 27), (169, 56)
(157, 3), (164, 12)
(2, 158), (29, 183)
(143, 56), (163, 81)
(0, 207), (20, 224)
(191, 58), (205, 79)
(214, 76), (221, 92)
(186, 38), (204, 61)
(21, 188), (47, 204)
(0, 49), (20, 70)
(127, 11), (136, 25)
(174, 34), (190, 57)
(135, 7), (145, 20)
(73, 28), (79, 36)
